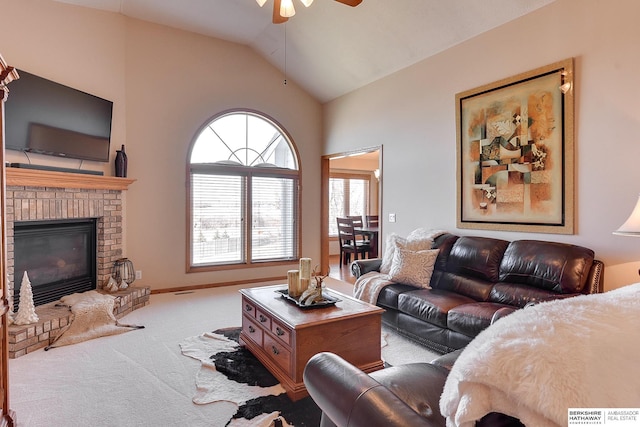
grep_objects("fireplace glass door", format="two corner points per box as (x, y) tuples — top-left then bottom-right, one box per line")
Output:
(13, 219), (97, 311)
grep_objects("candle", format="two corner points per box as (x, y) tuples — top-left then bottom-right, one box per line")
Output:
(287, 270), (300, 298)
(299, 257), (312, 296)
(299, 257), (312, 282)
(300, 278), (310, 295)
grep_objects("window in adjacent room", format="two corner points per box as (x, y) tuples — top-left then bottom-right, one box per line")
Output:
(187, 110), (300, 271)
(328, 174), (370, 236)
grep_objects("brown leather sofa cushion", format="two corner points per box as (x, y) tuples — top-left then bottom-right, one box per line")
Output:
(447, 302), (510, 337)
(398, 289), (476, 328)
(377, 283), (420, 310)
(489, 282), (579, 308)
(446, 236), (509, 282)
(498, 240), (595, 293)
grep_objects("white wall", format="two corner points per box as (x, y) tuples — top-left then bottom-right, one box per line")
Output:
(1, 0), (127, 175)
(123, 19), (322, 289)
(2, 0), (323, 291)
(323, 0), (640, 291)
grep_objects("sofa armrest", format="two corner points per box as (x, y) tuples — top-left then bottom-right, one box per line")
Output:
(586, 259), (605, 294)
(303, 352), (436, 427)
(350, 258), (382, 278)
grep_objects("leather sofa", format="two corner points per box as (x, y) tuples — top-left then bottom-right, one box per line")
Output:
(351, 233), (604, 353)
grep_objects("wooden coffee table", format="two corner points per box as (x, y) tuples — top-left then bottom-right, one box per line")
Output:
(239, 284), (384, 401)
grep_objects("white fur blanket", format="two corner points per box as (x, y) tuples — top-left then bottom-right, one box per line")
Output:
(440, 283), (640, 427)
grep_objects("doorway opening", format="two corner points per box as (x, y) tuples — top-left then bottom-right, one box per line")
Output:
(321, 147), (382, 280)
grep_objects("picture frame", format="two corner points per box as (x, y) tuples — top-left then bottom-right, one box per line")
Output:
(456, 58), (574, 234)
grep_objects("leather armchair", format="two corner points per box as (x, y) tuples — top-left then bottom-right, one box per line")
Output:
(304, 352), (447, 427)
(304, 351), (524, 427)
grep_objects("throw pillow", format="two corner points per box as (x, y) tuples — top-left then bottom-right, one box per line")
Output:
(380, 229), (435, 274)
(388, 247), (439, 288)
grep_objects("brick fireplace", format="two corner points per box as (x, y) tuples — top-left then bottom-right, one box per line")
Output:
(4, 168), (149, 357)
(6, 176), (124, 305)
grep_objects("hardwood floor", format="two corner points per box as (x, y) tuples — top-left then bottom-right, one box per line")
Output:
(328, 254), (356, 285)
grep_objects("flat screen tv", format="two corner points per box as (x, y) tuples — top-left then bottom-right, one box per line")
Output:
(5, 69), (113, 162)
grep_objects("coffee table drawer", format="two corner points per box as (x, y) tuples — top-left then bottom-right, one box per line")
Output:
(256, 309), (272, 330)
(264, 334), (291, 375)
(242, 316), (263, 347)
(242, 299), (257, 318)
(271, 320), (291, 346)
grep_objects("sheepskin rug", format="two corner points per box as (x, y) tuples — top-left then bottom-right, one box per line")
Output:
(45, 290), (144, 351)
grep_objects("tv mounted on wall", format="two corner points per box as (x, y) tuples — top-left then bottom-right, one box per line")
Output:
(5, 69), (113, 163)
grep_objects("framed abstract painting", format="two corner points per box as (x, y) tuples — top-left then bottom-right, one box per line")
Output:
(456, 58), (574, 234)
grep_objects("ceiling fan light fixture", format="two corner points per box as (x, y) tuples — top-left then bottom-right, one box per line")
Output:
(280, 0), (296, 17)
(300, 0), (314, 7)
(256, 0), (268, 6)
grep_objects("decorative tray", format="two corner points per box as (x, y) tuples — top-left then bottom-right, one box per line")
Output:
(275, 289), (341, 309)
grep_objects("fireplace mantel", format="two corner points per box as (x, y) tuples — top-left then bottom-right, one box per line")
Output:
(6, 167), (135, 190)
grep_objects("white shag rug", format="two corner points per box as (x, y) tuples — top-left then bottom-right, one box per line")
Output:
(45, 290), (144, 351)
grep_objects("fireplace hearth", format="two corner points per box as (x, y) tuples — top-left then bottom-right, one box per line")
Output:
(13, 219), (97, 311)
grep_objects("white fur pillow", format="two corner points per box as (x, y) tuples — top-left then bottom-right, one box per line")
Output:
(380, 233), (403, 274)
(407, 228), (437, 245)
(379, 231), (435, 274)
(388, 248), (439, 288)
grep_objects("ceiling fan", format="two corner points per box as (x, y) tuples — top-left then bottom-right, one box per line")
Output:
(256, 0), (363, 24)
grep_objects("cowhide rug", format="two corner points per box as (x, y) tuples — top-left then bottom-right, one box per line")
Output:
(180, 327), (322, 427)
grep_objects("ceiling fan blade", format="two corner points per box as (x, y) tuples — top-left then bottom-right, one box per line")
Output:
(334, 0), (363, 6)
(273, 0), (289, 24)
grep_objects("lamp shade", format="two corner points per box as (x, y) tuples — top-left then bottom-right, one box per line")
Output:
(613, 195), (640, 236)
(280, 0), (296, 17)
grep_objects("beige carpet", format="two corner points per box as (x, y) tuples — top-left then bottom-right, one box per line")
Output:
(9, 278), (437, 427)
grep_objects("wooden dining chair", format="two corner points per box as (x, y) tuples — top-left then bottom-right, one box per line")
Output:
(347, 215), (369, 243)
(348, 215), (364, 228)
(336, 217), (371, 265)
(365, 215), (379, 227)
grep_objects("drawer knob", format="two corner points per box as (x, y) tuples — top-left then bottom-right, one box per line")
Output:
(245, 304), (253, 312)
(276, 327), (285, 336)
(271, 346), (280, 355)
(248, 325), (255, 333)
(259, 314), (267, 323)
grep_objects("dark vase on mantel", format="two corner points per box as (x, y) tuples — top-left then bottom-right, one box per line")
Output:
(115, 144), (128, 178)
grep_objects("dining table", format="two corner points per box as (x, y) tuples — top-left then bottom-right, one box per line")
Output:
(355, 226), (379, 258)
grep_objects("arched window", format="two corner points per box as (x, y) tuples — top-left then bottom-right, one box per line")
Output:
(187, 110), (300, 271)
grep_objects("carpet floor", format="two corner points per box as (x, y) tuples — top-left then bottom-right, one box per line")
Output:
(9, 278), (438, 427)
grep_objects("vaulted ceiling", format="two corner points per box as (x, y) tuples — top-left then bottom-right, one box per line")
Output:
(53, 0), (555, 103)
